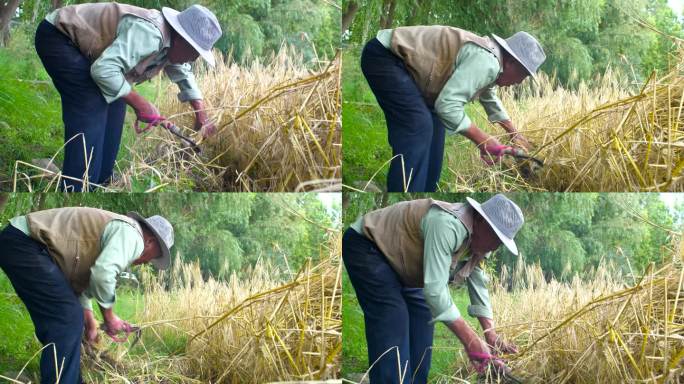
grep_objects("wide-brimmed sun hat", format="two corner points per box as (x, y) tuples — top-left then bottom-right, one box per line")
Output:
(466, 194), (524, 255)
(491, 31), (546, 80)
(127, 212), (174, 270)
(162, 5), (222, 67)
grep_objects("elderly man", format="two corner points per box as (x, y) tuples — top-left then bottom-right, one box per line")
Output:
(0, 207), (174, 384)
(35, 2), (223, 191)
(343, 194), (523, 383)
(360, 26), (546, 192)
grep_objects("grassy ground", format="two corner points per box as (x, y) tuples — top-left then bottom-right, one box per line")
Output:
(342, 269), (481, 382)
(0, 27), (168, 192)
(342, 46), (499, 191)
(0, 271), (159, 381)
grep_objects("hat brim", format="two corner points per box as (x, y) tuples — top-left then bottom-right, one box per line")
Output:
(465, 197), (519, 255)
(491, 34), (537, 81)
(127, 211), (171, 270)
(162, 7), (216, 67)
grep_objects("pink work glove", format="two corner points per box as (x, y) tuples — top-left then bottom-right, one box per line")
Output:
(480, 144), (513, 165)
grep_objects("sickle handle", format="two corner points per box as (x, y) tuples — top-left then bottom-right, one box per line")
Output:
(134, 114), (166, 134)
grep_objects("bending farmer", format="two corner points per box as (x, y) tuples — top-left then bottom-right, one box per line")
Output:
(0, 207), (174, 384)
(343, 194), (522, 383)
(35, 2), (222, 191)
(361, 26), (546, 191)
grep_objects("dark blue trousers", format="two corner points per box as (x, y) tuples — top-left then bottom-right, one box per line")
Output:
(361, 38), (446, 192)
(343, 228), (434, 384)
(0, 225), (84, 384)
(35, 20), (127, 192)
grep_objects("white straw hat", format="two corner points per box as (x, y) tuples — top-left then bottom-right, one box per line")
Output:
(491, 31), (546, 80)
(127, 212), (174, 270)
(466, 194), (524, 255)
(162, 5), (222, 67)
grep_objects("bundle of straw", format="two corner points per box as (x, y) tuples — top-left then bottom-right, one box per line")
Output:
(126, 49), (341, 192)
(448, 51), (683, 192)
(81, 233), (342, 383)
(474, 251), (684, 383)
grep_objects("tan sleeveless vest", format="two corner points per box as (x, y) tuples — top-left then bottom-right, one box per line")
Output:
(390, 26), (502, 107)
(51, 2), (173, 84)
(360, 199), (476, 287)
(26, 207), (142, 294)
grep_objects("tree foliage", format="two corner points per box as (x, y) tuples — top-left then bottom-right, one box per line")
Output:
(0, 193), (340, 279)
(343, 0), (684, 86)
(9, 0), (340, 64)
(343, 193), (680, 280)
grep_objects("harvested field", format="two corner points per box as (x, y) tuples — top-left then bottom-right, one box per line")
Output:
(447, 50), (684, 192)
(11, 50), (341, 192)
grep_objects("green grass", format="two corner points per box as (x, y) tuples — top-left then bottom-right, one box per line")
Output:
(342, 268), (482, 382)
(0, 273), (41, 378)
(341, 46), (498, 191)
(0, 270), (174, 379)
(0, 26), (173, 192)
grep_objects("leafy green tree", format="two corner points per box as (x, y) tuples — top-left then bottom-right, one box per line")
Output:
(344, 193), (678, 281)
(10, 0), (340, 64)
(0, 193), (338, 280)
(343, 0), (684, 86)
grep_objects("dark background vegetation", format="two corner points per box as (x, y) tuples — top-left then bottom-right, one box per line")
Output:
(0, 193), (341, 277)
(342, 0), (683, 85)
(344, 193), (682, 278)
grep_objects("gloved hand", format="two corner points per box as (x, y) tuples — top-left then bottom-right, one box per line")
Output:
(480, 144), (513, 165)
(486, 332), (519, 355)
(84, 320), (100, 345)
(123, 91), (160, 122)
(480, 144), (529, 165)
(102, 314), (137, 342)
(195, 116), (217, 139)
(465, 337), (512, 375)
(510, 132), (532, 151)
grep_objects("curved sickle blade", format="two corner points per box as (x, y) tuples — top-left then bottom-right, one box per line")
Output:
(163, 123), (201, 153)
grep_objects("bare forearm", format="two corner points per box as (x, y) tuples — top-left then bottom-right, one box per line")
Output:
(498, 119), (532, 150)
(461, 123), (494, 147)
(478, 316), (496, 342)
(446, 317), (481, 349)
(84, 308), (98, 328)
(122, 91), (146, 110)
(99, 305), (116, 324)
(497, 119), (516, 134)
(190, 99), (208, 120)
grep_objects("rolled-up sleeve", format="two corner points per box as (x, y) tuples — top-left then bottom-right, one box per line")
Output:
(421, 208), (469, 323)
(466, 265), (493, 319)
(90, 17), (163, 103)
(434, 44), (504, 134)
(79, 293), (93, 311)
(79, 221), (144, 310)
(478, 86), (509, 123)
(164, 63), (203, 102)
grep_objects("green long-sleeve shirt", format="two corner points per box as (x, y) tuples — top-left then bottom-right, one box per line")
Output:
(376, 29), (510, 133)
(10, 216), (144, 311)
(46, 13), (203, 104)
(350, 206), (494, 323)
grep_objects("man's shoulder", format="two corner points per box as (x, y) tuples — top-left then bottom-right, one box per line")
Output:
(459, 43), (499, 68)
(104, 218), (144, 239)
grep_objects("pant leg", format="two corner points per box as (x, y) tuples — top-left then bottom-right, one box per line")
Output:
(402, 288), (435, 384)
(424, 112), (446, 192)
(34, 20), (109, 191)
(98, 98), (127, 185)
(360, 38), (434, 192)
(0, 225), (84, 384)
(342, 228), (411, 384)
